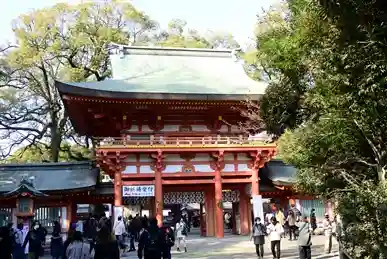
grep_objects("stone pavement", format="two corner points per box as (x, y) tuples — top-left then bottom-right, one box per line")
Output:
(120, 234), (339, 259)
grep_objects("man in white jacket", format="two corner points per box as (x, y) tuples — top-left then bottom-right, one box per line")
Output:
(113, 216), (127, 250)
(267, 217), (284, 259)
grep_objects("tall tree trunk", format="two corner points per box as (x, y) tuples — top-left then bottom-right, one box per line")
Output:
(49, 111), (62, 162)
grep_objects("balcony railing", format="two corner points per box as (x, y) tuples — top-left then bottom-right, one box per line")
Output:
(95, 135), (273, 148)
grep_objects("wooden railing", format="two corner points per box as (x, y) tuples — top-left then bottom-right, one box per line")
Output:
(95, 135), (271, 148)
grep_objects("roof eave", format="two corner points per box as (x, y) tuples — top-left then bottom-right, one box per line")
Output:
(56, 81), (262, 101)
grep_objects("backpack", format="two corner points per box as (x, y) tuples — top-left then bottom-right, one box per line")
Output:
(144, 230), (159, 253)
(180, 223), (187, 236)
(13, 229), (23, 245)
(164, 228), (175, 247)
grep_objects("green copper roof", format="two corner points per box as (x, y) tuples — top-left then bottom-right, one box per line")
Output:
(56, 45), (266, 100)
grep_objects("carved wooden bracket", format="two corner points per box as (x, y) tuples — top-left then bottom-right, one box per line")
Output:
(248, 149), (276, 170)
(150, 151), (166, 172)
(148, 115), (165, 131)
(210, 150), (225, 171)
(97, 151), (127, 174)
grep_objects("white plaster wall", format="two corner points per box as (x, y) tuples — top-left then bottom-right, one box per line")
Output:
(142, 125), (152, 132)
(126, 125), (139, 132)
(219, 125), (229, 132)
(164, 165), (183, 173)
(223, 164), (235, 172)
(224, 153), (234, 160)
(140, 165), (153, 173)
(238, 164), (249, 171)
(162, 125), (180, 131)
(139, 154), (153, 162)
(191, 153), (210, 161)
(124, 154), (137, 162)
(231, 125), (241, 133)
(123, 166), (137, 174)
(164, 154), (184, 162)
(237, 153), (250, 161)
(191, 125), (210, 131)
(194, 164), (213, 172)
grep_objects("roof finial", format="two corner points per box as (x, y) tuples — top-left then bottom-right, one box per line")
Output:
(119, 45), (125, 59)
(231, 48), (241, 62)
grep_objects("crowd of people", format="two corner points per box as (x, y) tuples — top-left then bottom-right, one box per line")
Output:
(0, 213), (189, 259)
(251, 205), (336, 259)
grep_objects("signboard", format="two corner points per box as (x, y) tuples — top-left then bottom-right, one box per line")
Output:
(123, 185), (155, 197)
(252, 195), (264, 224)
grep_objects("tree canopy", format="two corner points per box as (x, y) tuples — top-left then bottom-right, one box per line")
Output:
(0, 1), (240, 163)
(250, 0), (387, 257)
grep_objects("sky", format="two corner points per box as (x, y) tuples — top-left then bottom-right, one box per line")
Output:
(0, 0), (276, 46)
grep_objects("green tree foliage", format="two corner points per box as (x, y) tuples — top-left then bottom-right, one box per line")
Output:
(250, 0), (387, 257)
(0, 1), (240, 162)
(0, 1), (158, 161)
(6, 143), (93, 163)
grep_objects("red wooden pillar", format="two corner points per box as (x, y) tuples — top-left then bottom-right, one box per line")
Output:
(205, 187), (215, 237)
(231, 202), (238, 234)
(239, 189), (250, 235)
(67, 202), (77, 229)
(155, 169), (163, 227)
(200, 203), (205, 236)
(251, 168), (259, 196)
(114, 170), (123, 206)
(214, 169), (224, 238)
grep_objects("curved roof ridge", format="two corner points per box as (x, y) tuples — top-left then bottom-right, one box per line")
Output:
(109, 42), (241, 58)
(0, 161), (94, 170)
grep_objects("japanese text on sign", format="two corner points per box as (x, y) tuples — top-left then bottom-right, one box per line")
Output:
(123, 185), (155, 197)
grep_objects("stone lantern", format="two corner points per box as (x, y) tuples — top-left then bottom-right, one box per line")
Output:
(3, 178), (47, 229)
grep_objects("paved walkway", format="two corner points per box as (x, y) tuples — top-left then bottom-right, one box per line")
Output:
(121, 234), (339, 259)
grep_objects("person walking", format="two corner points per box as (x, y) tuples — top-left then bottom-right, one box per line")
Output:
(0, 226), (12, 259)
(287, 210), (297, 241)
(175, 218), (188, 252)
(297, 216), (312, 259)
(12, 223), (24, 259)
(276, 209), (286, 238)
(23, 223), (44, 259)
(161, 224), (175, 259)
(66, 231), (91, 259)
(250, 217), (266, 259)
(113, 216), (127, 253)
(50, 230), (64, 259)
(138, 218), (164, 259)
(323, 213), (333, 253)
(94, 226), (120, 259)
(267, 217), (284, 259)
(310, 209), (317, 233)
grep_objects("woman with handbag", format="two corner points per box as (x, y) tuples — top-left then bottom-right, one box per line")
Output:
(175, 218), (187, 252)
(297, 216), (312, 259)
(250, 217), (267, 259)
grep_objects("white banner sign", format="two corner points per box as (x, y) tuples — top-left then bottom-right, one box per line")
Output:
(123, 185), (155, 197)
(252, 195), (264, 223)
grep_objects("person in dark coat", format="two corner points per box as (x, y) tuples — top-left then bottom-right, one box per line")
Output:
(250, 217), (267, 259)
(50, 231), (64, 259)
(0, 226), (12, 259)
(23, 223), (44, 259)
(138, 218), (165, 259)
(310, 209), (317, 232)
(94, 226), (120, 259)
(53, 221), (61, 235)
(161, 224), (175, 259)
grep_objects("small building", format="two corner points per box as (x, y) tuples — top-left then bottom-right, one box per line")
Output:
(0, 161), (99, 229)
